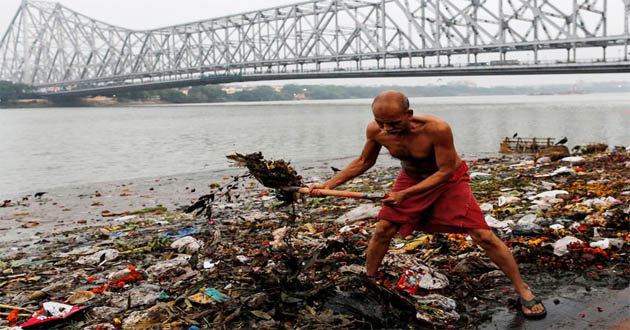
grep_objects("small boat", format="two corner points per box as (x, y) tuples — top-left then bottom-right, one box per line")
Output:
(500, 137), (555, 153)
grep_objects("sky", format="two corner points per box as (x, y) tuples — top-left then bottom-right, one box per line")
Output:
(0, 0), (629, 87)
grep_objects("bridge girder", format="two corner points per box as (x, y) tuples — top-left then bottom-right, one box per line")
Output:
(1, 0), (629, 96)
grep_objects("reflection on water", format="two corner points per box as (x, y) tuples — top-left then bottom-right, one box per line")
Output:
(1, 93), (629, 196)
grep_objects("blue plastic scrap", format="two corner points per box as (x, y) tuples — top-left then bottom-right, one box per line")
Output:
(159, 227), (200, 239)
(204, 288), (230, 302)
(110, 231), (131, 239)
(375, 175), (397, 181)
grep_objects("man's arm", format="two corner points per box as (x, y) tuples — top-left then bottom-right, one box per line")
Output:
(382, 121), (459, 205)
(315, 123), (382, 190)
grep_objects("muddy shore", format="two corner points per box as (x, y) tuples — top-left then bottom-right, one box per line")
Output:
(0, 151), (628, 329)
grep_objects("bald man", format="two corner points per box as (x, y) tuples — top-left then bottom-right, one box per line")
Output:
(310, 91), (546, 318)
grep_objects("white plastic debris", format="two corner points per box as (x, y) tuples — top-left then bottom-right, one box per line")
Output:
(531, 190), (569, 201)
(113, 215), (137, 222)
(203, 260), (220, 269)
(236, 255), (250, 263)
(540, 181), (557, 190)
(42, 301), (74, 317)
(479, 203), (494, 212)
(589, 239), (610, 250)
(414, 294), (457, 311)
(146, 256), (189, 278)
(517, 214), (537, 225)
(338, 264), (365, 274)
(484, 215), (512, 229)
(536, 156), (552, 165)
(536, 166), (576, 178)
(469, 172), (492, 180)
(581, 196), (621, 209)
(334, 203), (380, 224)
(76, 249), (119, 265)
(112, 285), (160, 308)
(553, 236), (583, 256)
(512, 214), (542, 235)
(339, 224), (359, 233)
(560, 156), (586, 164)
(498, 196), (521, 207)
(549, 224), (564, 230)
(608, 239), (625, 250)
(413, 294), (460, 324)
(108, 268), (132, 281)
(405, 264), (450, 290)
(529, 200), (553, 211)
(170, 236), (203, 254)
(418, 270), (450, 290)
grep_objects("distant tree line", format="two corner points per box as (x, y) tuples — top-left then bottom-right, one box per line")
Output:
(3, 80), (629, 106)
(0, 81), (34, 104)
(114, 81), (630, 104)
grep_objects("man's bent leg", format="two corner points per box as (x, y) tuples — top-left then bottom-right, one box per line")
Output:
(366, 219), (400, 277)
(467, 228), (545, 316)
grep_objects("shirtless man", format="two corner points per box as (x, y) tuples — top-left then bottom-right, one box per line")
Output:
(310, 90), (546, 318)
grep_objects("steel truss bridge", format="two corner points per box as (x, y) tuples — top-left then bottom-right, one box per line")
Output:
(1, 0), (630, 97)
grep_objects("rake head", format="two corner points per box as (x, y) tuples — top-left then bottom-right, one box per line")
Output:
(226, 152), (304, 203)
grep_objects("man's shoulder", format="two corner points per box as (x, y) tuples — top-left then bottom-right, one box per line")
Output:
(413, 114), (450, 132)
(366, 121), (381, 138)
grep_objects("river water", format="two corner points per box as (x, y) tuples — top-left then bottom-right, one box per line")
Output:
(1, 93), (629, 198)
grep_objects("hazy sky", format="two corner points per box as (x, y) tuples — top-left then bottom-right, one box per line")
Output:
(1, 0), (628, 87)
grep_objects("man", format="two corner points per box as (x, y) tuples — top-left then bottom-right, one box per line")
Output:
(310, 90), (546, 318)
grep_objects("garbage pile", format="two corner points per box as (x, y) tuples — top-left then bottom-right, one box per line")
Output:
(0, 148), (628, 329)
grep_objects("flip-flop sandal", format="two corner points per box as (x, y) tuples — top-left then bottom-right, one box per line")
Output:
(518, 296), (547, 319)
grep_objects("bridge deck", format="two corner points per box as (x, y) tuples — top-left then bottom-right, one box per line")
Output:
(35, 60), (630, 98)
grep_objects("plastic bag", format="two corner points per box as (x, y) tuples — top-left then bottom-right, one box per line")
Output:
(20, 302), (87, 328)
(553, 236), (583, 256)
(334, 203), (380, 224)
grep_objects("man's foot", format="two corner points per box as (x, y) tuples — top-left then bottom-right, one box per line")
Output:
(518, 295), (547, 319)
(516, 287), (546, 318)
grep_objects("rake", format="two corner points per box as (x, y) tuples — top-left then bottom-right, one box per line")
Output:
(226, 152), (384, 202)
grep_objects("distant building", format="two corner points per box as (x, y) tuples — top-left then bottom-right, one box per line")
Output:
(222, 86), (243, 94)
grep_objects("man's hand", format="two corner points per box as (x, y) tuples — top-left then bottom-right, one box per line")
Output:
(308, 183), (332, 197)
(381, 191), (408, 206)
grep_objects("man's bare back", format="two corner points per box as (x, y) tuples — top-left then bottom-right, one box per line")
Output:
(368, 114), (462, 180)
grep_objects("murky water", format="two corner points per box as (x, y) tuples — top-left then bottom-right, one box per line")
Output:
(1, 93), (629, 197)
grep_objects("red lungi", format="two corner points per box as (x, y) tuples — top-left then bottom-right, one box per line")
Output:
(378, 161), (490, 236)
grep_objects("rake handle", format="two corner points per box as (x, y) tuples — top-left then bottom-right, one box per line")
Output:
(295, 187), (384, 200)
